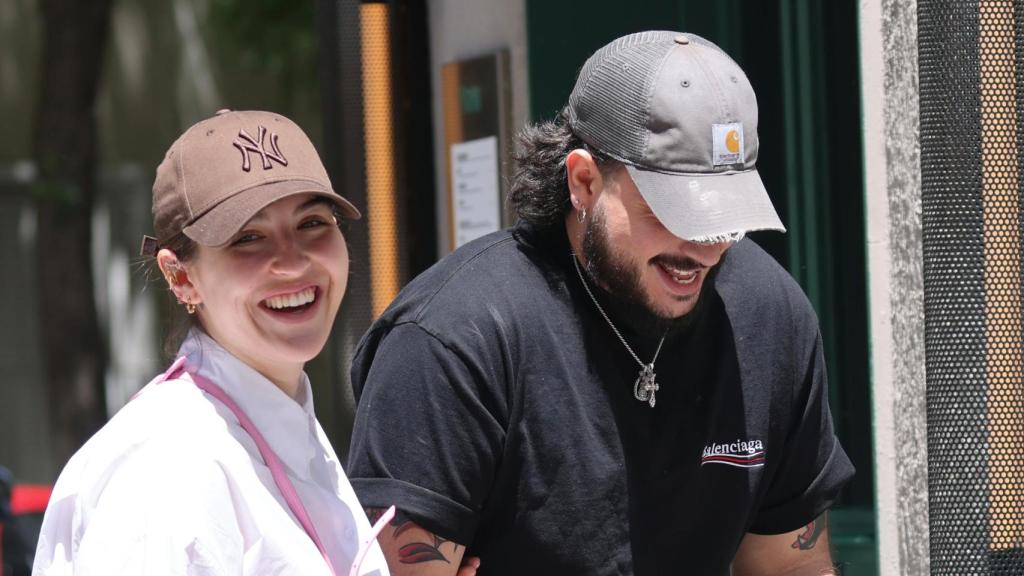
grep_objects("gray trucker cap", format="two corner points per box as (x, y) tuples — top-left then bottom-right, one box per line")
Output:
(566, 31), (785, 242)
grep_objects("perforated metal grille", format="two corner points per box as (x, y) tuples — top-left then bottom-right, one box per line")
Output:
(360, 2), (402, 318)
(921, 0), (1024, 572)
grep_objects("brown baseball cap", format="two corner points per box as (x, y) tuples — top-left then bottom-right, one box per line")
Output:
(142, 109), (359, 255)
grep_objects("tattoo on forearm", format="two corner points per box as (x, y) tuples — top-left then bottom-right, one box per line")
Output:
(791, 514), (827, 550)
(398, 532), (454, 564)
(365, 507), (463, 564)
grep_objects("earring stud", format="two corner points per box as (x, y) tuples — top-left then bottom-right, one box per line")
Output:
(176, 295), (197, 314)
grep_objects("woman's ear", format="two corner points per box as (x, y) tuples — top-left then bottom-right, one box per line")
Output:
(566, 149), (603, 211)
(156, 248), (201, 307)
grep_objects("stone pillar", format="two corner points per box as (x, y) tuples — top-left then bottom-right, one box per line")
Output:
(860, 0), (929, 574)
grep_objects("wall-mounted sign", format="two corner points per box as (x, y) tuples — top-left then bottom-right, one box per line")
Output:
(451, 136), (501, 246)
(441, 50), (513, 250)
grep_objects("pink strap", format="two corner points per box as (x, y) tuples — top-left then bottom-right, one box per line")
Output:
(157, 359), (336, 575)
(156, 359), (391, 575)
(349, 505), (395, 576)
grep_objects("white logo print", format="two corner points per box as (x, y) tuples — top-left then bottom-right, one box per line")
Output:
(701, 439), (766, 468)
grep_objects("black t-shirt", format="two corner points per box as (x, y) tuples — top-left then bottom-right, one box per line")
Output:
(347, 222), (854, 575)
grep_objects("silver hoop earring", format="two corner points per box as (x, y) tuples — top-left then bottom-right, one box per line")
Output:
(577, 206), (587, 224)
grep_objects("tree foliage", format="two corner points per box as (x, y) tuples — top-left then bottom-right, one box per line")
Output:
(33, 0), (112, 465)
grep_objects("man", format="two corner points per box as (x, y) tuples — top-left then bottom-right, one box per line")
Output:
(348, 31), (854, 575)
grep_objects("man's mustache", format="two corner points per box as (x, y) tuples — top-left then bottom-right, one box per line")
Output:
(649, 255), (707, 270)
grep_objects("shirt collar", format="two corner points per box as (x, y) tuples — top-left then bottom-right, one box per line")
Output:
(177, 329), (317, 480)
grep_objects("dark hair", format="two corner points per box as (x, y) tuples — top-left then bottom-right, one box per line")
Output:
(509, 107), (620, 227)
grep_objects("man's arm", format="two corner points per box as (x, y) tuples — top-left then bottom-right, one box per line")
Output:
(732, 512), (837, 576)
(367, 508), (478, 576)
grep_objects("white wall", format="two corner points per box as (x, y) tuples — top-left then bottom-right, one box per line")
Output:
(426, 0), (530, 256)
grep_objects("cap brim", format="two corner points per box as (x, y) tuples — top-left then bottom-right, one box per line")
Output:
(182, 179), (361, 246)
(624, 165), (785, 242)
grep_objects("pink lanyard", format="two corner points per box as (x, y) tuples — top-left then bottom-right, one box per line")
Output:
(155, 357), (395, 576)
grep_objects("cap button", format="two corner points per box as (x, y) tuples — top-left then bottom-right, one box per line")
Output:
(674, 35), (690, 45)
(215, 108), (232, 115)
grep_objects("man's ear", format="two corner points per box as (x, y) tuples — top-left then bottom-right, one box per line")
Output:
(156, 248), (201, 306)
(566, 149), (603, 210)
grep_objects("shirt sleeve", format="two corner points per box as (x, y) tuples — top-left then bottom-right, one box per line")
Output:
(34, 439), (244, 576)
(347, 322), (507, 545)
(748, 329), (856, 535)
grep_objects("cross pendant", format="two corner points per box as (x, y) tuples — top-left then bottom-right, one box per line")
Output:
(633, 363), (659, 408)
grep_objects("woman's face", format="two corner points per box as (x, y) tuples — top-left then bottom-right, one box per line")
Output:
(174, 193), (349, 377)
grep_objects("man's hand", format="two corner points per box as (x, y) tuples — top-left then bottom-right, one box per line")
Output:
(367, 508), (479, 576)
(732, 512), (837, 576)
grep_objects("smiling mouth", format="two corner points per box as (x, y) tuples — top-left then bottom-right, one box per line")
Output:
(262, 287), (317, 312)
(657, 262), (699, 285)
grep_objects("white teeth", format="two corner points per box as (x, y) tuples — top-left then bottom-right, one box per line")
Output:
(660, 264), (698, 284)
(264, 287), (316, 310)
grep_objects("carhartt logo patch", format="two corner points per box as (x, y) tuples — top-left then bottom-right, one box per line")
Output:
(234, 126), (288, 172)
(701, 438), (765, 468)
(712, 123), (743, 166)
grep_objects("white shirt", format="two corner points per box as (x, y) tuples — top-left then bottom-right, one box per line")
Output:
(33, 331), (390, 576)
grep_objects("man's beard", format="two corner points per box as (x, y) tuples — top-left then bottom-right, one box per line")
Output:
(581, 204), (715, 335)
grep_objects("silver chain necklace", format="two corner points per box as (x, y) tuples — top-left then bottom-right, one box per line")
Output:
(572, 254), (667, 408)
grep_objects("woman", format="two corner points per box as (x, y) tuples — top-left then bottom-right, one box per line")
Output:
(32, 110), (473, 575)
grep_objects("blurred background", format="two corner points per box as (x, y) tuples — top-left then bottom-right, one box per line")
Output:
(3, 0), (1022, 575)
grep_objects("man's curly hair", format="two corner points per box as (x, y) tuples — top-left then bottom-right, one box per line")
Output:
(509, 107), (619, 227)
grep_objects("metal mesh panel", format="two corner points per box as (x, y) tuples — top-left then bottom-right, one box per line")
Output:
(317, 0), (432, 456)
(360, 2), (403, 318)
(980, 1), (1024, 565)
(921, 0), (1024, 572)
(314, 0), (371, 457)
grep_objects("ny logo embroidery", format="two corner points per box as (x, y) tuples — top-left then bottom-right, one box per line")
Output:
(233, 126), (288, 172)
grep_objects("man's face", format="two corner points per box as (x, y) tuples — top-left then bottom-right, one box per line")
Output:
(581, 166), (732, 328)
